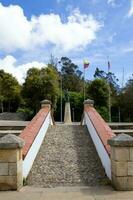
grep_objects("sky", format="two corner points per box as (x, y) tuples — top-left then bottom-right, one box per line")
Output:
(0, 0), (133, 85)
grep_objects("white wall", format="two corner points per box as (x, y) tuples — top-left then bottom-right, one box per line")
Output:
(23, 112), (52, 178)
(84, 112), (111, 179)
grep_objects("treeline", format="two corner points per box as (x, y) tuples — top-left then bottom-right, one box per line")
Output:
(0, 56), (133, 122)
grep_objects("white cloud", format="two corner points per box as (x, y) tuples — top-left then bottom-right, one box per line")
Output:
(0, 4), (102, 52)
(127, 0), (133, 17)
(107, 0), (116, 6)
(107, 33), (116, 43)
(0, 3), (31, 51)
(122, 47), (133, 53)
(56, 0), (65, 3)
(0, 55), (46, 83)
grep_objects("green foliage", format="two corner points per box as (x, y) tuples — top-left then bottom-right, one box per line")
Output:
(118, 78), (133, 122)
(0, 70), (21, 112)
(86, 79), (108, 107)
(22, 66), (60, 115)
(17, 107), (34, 120)
(69, 92), (84, 122)
(59, 57), (83, 92)
(2, 56), (133, 123)
(54, 91), (84, 122)
(96, 106), (109, 121)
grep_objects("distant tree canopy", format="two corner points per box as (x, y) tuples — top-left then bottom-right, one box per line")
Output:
(0, 70), (21, 112)
(118, 78), (133, 122)
(1, 58), (133, 122)
(59, 57), (83, 92)
(22, 66), (59, 113)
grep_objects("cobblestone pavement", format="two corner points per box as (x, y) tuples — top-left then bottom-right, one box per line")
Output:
(27, 125), (108, 187)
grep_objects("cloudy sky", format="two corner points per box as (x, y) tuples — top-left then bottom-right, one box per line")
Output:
(0, 0), (133, 84)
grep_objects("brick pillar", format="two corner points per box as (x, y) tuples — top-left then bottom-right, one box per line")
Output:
(0, 134), (25, 190)
(40, 100), (51, 109)
(108, 134), (133, 191)
(84, 99), (94, 110)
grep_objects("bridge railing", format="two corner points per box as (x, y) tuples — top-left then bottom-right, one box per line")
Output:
(20, 100), (53, 179)
(82, 99), (115, 179)
(0, 100), (53, 191)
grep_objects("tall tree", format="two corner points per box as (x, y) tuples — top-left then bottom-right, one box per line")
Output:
(59, 57), (83, 92)
(22, 66), (59, 114)
(86, 78), (109, 120)
(0, 70), (21, 112)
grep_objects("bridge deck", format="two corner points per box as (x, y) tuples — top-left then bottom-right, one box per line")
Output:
(27, 124), (108, 187)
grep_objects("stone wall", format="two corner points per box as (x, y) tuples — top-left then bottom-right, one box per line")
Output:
(0, 134), (24, 190)
(108, 134), (133, 190)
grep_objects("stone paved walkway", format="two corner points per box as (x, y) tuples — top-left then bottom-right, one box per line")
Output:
(1, 186), (133, 200)
(27, 125), (108, 187)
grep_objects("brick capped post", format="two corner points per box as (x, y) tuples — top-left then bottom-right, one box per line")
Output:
(40, 100), (52, 109)
(108, 134), (133, 190)
(0, 134), (25, 190)
(84, 99), (94, 110)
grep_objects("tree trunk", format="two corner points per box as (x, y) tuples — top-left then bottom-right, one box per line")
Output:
(8, 101), (11, 112)
(1, 101), (4, 113)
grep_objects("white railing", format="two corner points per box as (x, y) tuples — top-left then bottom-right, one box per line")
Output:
(23, 112), (52, 178)
(83, 112), (111, 179)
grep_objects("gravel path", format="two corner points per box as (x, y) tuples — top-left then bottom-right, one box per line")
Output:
(27, 125), (108, 187)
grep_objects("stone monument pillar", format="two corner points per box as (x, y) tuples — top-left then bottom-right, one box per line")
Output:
(64, 102), (72, 124)
(64, 90), (71, 124)
(0, 134), (25, 190)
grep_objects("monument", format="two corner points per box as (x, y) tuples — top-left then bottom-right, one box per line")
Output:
(64, 90), (72, 124)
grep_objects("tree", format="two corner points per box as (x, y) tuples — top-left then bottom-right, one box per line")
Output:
(87, 79), (108, 107)
(0, 70), (21, 112)
(93, 67), (120, 121)
(118, 78), (133, 122)
(86, 78), (109, 121)
(22, 66), (60, 115)
(59, 57), (83, 92)
(54, 91), (84, 122)
(94, 67), (106, 79)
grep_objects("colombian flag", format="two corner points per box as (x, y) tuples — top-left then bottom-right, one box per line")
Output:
(84, 60), (89, 69)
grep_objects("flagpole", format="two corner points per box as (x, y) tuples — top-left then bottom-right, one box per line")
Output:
(58, 61), (62, 123)
(108, 82), (111, 122)
(83, 60), (89, 101)
(108, 61), (111, 122)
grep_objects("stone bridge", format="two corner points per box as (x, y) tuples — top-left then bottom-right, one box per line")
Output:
(0, 99), (133, 192)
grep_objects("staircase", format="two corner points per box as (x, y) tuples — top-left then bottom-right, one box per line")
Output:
(27, 124), (108, 187)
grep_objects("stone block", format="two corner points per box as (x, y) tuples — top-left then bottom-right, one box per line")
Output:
(111, 160), (116, 175)
(0, 149), (19, 162)
(111, 147), (129, 161)
(17, 160), (22, 174)
(0, 175), (17, 190)
(9, 159), (22, 176)
(9, 163), (17, 176)
(128, 162), (133, 176)
(130, 147), (133, 161)
(17, 172), (23, 189)
(112, 161), (127, 176)
(112, 175), (128, 191)
(0, 163), (8, 175)
(127, 177), (133, 190)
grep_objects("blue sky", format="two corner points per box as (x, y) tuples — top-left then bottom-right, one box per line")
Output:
(0, 0), (133, 85)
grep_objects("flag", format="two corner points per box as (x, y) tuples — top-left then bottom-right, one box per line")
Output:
(108, 61), (110, 72)
(84, 60), (89, 69)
